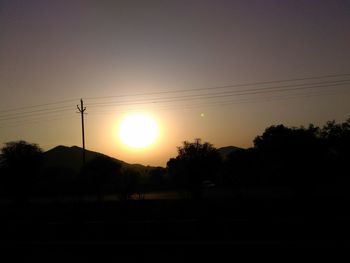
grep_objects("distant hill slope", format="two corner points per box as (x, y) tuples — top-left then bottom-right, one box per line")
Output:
(217, 146), (244, 159)
(43, 145), (242, 174)
(44, 146), (111, 173)
(43, 145), (150, 174)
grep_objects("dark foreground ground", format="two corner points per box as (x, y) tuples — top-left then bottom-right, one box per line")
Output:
(1, 189), (350, 258)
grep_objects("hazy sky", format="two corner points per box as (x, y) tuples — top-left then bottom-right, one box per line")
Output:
(1, 0), (349, 166)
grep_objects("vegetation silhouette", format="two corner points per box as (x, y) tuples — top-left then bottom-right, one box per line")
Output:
(80, 155), (122, 201)
(254, 124), (327, 192)
(167, 138), (221, 199)
(1, 117), (350, 249)
(0, 141), (43, 202)
(1, 118), (349, 201)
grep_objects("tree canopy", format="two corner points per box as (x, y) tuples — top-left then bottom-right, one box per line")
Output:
(0, 140), (43, 171)
(167, 138), (221, 198)
(0, 140), (44, 199)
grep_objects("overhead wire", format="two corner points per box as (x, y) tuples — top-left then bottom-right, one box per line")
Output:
(0, 98), (78, 114)
(0, 108), (75, 121)
(85, 80), (350, 108)
(87, 87), (350, 115)
(0, 105), (75, 119)
(0, 73), (349, 126)
(84, 73), (350, 100)
(0, 115), (76, 129)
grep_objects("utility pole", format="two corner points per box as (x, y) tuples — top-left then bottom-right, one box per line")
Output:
(77, 99), (86, 165)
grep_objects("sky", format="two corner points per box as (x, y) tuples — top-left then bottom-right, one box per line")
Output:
(0, 0), (349, 166)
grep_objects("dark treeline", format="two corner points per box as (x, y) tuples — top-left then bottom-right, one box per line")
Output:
(221, 118), (350, 197)
(0, 118), (349, 202)
(0, 142), (167, 201)
(169, 118), (350, 200)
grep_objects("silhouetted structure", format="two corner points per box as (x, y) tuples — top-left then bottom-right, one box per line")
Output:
(77, 99), (87, 164)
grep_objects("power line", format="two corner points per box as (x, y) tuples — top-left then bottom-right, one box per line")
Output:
(88, 88), (350, 115)
(0, 73), (349, 123)
(0, 98), (78, 114)
(1, 79), (348, 122)
(0, 108), (74, 121)
(0, 73), (349, 113)
(0, 110), (77, 129)
(0, 105), (74, 118)
(2, 85), (346, 128)
(84, 73), (350, 100)
(0, 115), (76, 129)
(85, 80), (350, 108)
(85, 79), (350, 106)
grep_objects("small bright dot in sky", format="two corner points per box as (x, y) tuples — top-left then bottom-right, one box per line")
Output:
(0, 1), (348, 166)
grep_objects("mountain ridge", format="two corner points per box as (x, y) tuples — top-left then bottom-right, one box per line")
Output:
(44, 145), (152, 174)
(217, 145), (244, 159)
(44, 144), (244, 172)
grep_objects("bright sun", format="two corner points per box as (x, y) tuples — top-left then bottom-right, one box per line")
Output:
(118, 113), (159, 149)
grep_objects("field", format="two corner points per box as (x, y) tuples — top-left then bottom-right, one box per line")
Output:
(1, 186), (349, 258)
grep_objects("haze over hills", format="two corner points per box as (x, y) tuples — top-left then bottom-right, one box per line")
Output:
(44, 145), (244, 172)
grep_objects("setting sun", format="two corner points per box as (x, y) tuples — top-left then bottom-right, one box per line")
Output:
(118, 113), (159, 149)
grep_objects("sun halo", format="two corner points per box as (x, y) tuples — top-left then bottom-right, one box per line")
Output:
(118, 113), (159, 149)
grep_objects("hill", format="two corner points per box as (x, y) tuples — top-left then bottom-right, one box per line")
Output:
(217, 146), (244, 159)
(43, 145), (244, 174)
(43, 145), (151, 174)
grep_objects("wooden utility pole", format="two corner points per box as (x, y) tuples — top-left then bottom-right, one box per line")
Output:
(77, 99), (86, 164)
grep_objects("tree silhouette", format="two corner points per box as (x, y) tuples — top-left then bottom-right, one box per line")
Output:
(253, 124), (327, 192)
(167, 138), (221, 199)
(321, 118), (350, 161)
(222, 148), (261, 186)
(80, 155), (122, 200)
(320, 118), (350, 191)
(0, 140), (43, 201)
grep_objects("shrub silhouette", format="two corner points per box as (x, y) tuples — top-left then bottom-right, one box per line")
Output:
(0, 140), (43, 201)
